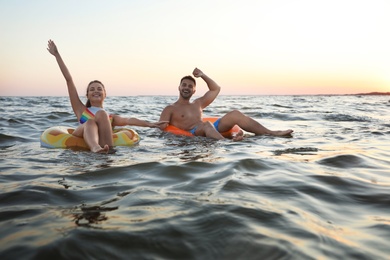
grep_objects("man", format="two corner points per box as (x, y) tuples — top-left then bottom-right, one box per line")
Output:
(159, 68), (293, 141)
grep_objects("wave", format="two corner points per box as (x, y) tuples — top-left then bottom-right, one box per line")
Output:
(324, 113), (372, 122)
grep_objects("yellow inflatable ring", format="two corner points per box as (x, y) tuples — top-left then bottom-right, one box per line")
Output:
(40, 126), (140, 149)
(164, 117), (241, 138)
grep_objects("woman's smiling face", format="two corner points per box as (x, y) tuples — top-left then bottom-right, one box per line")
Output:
(87, 82), (106, 105)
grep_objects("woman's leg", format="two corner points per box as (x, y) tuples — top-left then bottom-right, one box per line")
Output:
(73, 120), (109, 153)
(94, 110), (114, 148)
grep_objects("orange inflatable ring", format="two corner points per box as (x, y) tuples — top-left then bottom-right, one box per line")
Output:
(40, 126), (140, 149)
(164, 117), (241, 138)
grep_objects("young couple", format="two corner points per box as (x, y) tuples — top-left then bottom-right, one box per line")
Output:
(47, 40), (293, 153)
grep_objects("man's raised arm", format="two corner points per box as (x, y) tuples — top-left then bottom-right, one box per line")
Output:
(193, 68), (221, 109)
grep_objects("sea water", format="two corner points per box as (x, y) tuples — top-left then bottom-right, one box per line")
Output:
(0, 95), (389, 259)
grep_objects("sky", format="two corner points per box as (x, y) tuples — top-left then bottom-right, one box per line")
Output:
(1, 0), (389, 96)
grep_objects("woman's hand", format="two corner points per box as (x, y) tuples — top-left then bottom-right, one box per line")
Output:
(47, 40), (59, 56)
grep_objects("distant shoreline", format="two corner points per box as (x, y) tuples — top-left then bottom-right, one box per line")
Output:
(353, 92), (390, 96)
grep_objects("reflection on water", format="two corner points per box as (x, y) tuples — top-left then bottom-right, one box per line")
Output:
(164, 137), (220, 162)
(70, 205), (118, 229)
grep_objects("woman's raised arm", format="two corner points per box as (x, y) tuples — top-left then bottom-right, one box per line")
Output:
(47, 40), (85, 118)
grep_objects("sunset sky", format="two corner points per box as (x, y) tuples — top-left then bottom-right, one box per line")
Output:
(1, 0), (389, 96)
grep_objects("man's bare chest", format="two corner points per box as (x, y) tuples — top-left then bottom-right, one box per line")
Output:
(172, 104), (202, 120)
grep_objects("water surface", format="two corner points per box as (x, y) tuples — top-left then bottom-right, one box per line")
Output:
(1, 95), (389, 259)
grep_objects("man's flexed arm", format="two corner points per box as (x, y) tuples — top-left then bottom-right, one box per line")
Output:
(193, 68), (221, 109)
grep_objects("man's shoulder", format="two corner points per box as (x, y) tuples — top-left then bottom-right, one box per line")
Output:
(162, 103), (179, 112)
(164, 103), (177, 108)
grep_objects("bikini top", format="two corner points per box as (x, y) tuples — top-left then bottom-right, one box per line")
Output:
(79, 106), (113, 124)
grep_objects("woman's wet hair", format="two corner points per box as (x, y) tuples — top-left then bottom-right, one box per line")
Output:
(85, 80), (105, 107)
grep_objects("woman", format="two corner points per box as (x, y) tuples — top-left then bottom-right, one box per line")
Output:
(47, 40), (166, 153)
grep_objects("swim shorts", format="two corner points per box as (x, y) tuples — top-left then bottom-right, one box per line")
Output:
(189, 126), (197, 135)
(189, 118), (221, 135)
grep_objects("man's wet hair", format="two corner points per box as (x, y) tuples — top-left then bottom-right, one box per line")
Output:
(180, 76), (196, 86)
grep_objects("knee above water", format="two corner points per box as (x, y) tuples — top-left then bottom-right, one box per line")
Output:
(228, 109), (243, 117)
(94, 110), (110, 120)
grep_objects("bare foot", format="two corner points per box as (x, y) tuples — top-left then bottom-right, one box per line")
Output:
(232, 130), (245, 141)
(91, 145), (110, 153)
(270, 129), (294, 136)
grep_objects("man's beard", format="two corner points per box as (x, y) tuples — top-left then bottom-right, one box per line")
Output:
(180, 90), (192, 100)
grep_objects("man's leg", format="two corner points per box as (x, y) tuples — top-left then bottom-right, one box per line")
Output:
(194, 121), (224, 140)
(218, 110), (293, 136)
